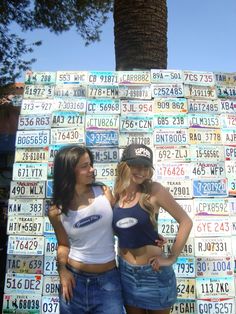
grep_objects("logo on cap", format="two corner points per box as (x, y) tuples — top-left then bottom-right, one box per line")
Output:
(135, 148), (151, 159)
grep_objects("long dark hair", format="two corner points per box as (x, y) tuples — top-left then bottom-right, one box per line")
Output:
(52, 145), (94, 214)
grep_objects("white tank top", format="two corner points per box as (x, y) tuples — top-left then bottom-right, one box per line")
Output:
(60, 186), (115, 264)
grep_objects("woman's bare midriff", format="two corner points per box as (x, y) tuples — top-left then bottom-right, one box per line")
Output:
(119, 245), (163, 265)
(67, 258), (116, 273)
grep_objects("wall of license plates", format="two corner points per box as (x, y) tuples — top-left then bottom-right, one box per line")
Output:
(3, 69), (236, 314)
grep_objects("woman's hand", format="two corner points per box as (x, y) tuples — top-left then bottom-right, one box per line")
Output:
(59, 268), (76, 302)
(149, 254), (176, 271)
(155, 234), (167, 248)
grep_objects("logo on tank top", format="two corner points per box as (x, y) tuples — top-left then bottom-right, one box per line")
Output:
(73, 215), (102, 228)
(116, 217), (138, 228)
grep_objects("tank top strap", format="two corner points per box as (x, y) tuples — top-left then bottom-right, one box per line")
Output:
(92, 185), (103, 198)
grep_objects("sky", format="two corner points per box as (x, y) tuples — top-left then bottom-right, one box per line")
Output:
(14, 0), (236, 82)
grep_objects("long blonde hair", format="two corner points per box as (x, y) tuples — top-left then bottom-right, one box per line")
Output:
(114, 162), (157, 228)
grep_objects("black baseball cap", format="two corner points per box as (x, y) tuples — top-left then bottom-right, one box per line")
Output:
(121, 144), (154, 168)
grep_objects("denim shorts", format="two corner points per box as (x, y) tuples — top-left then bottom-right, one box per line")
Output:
(118, 256), (177, 310)
(60, 265), (124, 314)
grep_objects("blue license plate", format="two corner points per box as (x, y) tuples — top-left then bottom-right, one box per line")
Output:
(86, 131), (119, 147)
(193, 179), (228, 197)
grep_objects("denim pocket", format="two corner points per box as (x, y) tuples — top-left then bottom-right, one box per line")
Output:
(98, 268), (122, 292)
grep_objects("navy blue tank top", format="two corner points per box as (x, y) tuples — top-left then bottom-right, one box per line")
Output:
(113, 202), (158, 249)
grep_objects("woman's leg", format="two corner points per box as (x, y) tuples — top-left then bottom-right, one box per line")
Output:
(125, 305), (147, 314)
(147, 308), (171, 314)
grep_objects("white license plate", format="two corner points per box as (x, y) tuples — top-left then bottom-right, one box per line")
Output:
(227, 198), (236, 215)
(119, 132), (153, 147)
(54, 84), (87, 97)
(44, 217), (54, 234)
(88, 71), (118, 85)
(188, 128), (221, 144)
(173, 257), (195, 277)
(193, 179), (228, 197)
(120, 100), (153, 115)
(231, 217), (236, 235)
(196, 257), (234, 277)
(47, 161), (53, 178)
(151, 69), (183, 83)
(171, 299), (195, 314)
(51, 127), (84, 144)
(184, 85), (217, 99)
(41, 296), (59, 313)
(215, 72), (236, 85)
(7, 217), (44, 235)
(24, 85), (54, 98)
(51, 111), (85, 128)
(7, 236), (44, 255)
(190, 145), (224, 162)
(118, 70), (150, 84)
(8, 199), (44, 216)
(85, 114), (119, 130)
(163, 237), (194, 257)
(194, 237), (232, 256)
(94, 163), (117, 180)
(154, 129), (188, 145)
(188, 114), (220, 128)
(18, 114), (51, 130)
(217, 85), (236, 98)
(153, 98), (187, 113)
(159, 199), (194, 219)
(25, 71), (56, 85)
(15, 147), (49, 163)
(196, 277), (235, 298)
(154, 114), (188, 128)
(120, 116), (153, 132)
(13, 163), (48, 181)
(87, 99), (120, 114)
(44, 236), (58, 256)
(219, 99), (236, 113)
(228, 178), (236, 195)
(155, 163), (191, 179)
(56, 71), (87, 84)
(221, 114), (236, 128)
(3, 294), (41, 313)
(225, 160), (236, 178)
(176, 278), (195, 299)
(190, 162), (225, 179)
(44, 256), (58, 275)
(6, 255), (44, 274)
(194, 198), (229, 216)
(88, 85), (118, 98)
(225, 146), (236, 160)
(55, 97), (86, 112)
(197, 298), (235, 314)
(155, 145), (190, 162)
(158, 218), (179, 238)
(160, 179), (193, 199)
(4, 273), (43, 294)
(16, 130), (50, 147)
(188, 99), (220, 114)
(86, 130), (119, 147)
(21, 99), (56, 115)
(221, 129), (236, 144)
(43, 276), (60, 295)
(183, 71), (215, 85)
(10, 181), (45, 198)
(152, 83), (184, 98)
(119, 85), (151, 99)
(91, 147), (119, 163)
(194, 217), (230, 237)
(46, 180), (53, 198)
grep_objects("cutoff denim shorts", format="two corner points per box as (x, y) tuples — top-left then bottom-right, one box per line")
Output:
(60, 265), (124, 314)
(118, 256), (177, 310)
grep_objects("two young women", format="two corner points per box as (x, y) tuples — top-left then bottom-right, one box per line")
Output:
(49, 144), (192, 314)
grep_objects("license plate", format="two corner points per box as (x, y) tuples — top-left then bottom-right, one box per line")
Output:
(7, 236), (44, 255)
(196, 257), (234, 277)
(43, 276), (60, 295)
(56, 71), (87, 84)
(173, 257), (195, 277)
(225, 146), (236, 160)
(221, 129), (236, 144)
(16, 130), (50, 147)
(153, 98), (187, 113)
(155, 163), (191, 179)
(219, 99), (236, 113)
(197, 298), (235, 314)
(176, 278), (195, 299)
(152, 83), (184, 98)
(8, 199), (44, 216)
(191, 162), (225, 179)
(228, 198), (236, 215)
(193, 179), (228, 197)
(10, 181), (45, 198)
(154, 113), (188, 128)
(215, 72), (236, 85)
(184, 85), (217, 99)
(160, 179), (193, 199)
(85, 114), (119, 130)
(159, 199), (194, 219)
(88, 71), (118, 85)
(13, 163), (48, 181)
(94, 163), (117, 180)
(171, 299), (195, 314)
(119, 132), (153, 147)
(87, 99), (120, 114)
(90, 147), (119, 163)
(6, 255), (44, 274)
(158, 218), (179, 237)
(155, 145), (190, 162)
(51, 111), (85, 128)
(194, 237), (232, 256)
(7, 217), (44, 235)
(24, 85), (54, 99)
(46, 180), (53, 198)
(54, 84), (87, 97)
(41, 296), (59, 313)
(44, 217), (54, 234)
(47, 161), (53, 178)
(119, 85), (151, 99)
(86, 130), (119, 147)
(187, 99), (220, 114)
(44, 256), (58, 275)
(118, 70), (150, 84)
(21, 99), (56, 114)
(120, 116), (153, 132)
(188, 114), (220, 128)
(183, 71), (215, 85)
(154, 129), (188, 145)
(18, 114), (51, 130)
(120, 100), (153, 115)
(48, 144), (67, 161)
(151, 69), (183, 83)
(190, 145), (224, 162)
(225, 160), (236, 178)
(194, 217), (230, 237)
(15, 147), (49, 163)
(4, 273), (43, 294)
(25, 71), (56, 85)
(3, 294), (41, 313)
(231, 217), (236, 235)
(44, 236), (58, 256)
(188, 128), (221, 144)
(163, 237), (194, 257)
(55, 97), (86, 112)
(196, 277), (235, 298)
(221, 114), (236, 128)
(51, 127), (84, 144)
(216, 85), (236, 98)
(228, 178), (236, 195)
(194, 198), (229, 216)
(88, 85), (118, 98)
